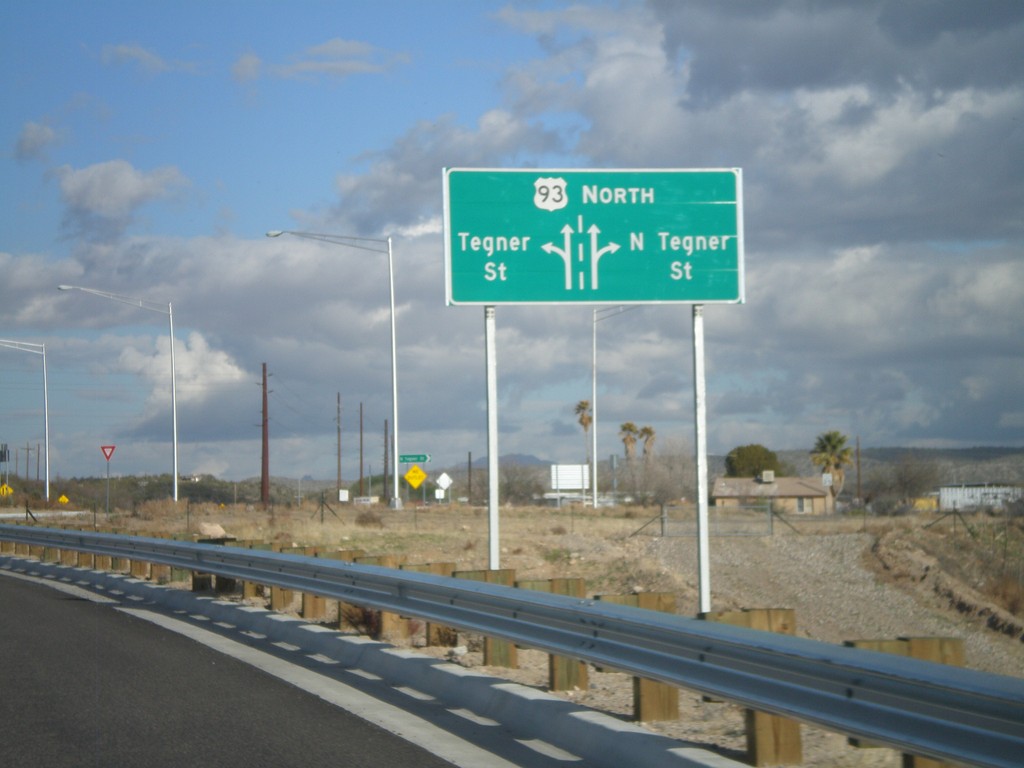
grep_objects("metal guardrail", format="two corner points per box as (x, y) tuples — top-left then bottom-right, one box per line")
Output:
(2, 524), (1022, 767)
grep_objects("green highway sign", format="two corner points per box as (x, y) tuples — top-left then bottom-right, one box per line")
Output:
(399, 453), (430, 463)
(443, 168), (744, 305)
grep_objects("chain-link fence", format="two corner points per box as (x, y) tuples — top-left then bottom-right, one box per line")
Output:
(631, 502), (774, 537)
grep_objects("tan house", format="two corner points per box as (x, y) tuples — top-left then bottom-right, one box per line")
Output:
(711, 472), (833, 515)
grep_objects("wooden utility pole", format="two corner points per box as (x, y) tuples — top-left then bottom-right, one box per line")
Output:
(856, 435), (861, 503)
(359, 402), (364, 497)
(261, 363), (270, 505)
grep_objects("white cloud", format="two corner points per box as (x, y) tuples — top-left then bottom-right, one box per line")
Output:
(119, 330), (248, 417)
(232, 52), (261, 82)
(273, 37), (402, 80)
(99, 43), (196, 74)
(101, 43), (169, 72)
(790, 85), (1024, 186)
(15, 121), (58, 161)
(54, 160), (188, 237)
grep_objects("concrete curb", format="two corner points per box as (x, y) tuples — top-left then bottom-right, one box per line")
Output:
(1, 556), (743, 768)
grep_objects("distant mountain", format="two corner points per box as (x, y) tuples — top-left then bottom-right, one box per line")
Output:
(468, 453), (550, 469)
(771, 447), (1024, 485)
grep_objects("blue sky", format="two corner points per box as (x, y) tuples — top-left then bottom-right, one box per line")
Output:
(2, 0), (1023, 486)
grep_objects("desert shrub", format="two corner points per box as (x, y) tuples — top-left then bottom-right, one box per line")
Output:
(340, 604), (381, 636)
(984, 574), (1023, 616)
(355, 510), (383, 528)
(542, 547), (572, 564)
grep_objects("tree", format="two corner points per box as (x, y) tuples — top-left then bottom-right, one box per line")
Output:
(619, 422), (639, 461)
(639, 425), (656, 461)
(499, 463), (545, 505)
(863, 453), (940, 513)
(810, 430), (853, 500)
(890, 453), (939, 502)
(574, 400), (592, 463)
(638, 425), (657, 506)
(725, 444), (782, 478)
(619, 422), (640, 501)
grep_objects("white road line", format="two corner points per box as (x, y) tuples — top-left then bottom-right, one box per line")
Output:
(0, 567), (118, 604)
(517, 739), (582, 762)
(449, 708), (501, 727)
(117, 607), (521, 768)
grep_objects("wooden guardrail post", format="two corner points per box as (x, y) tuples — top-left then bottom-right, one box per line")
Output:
(402, 562), (457, 645)
(454, 568), (518, 668)
(517, 577), (589, 691)
(273, 545), (319, 617)
(844, 636), (964, 767)
(597, 592), (679, 722)
(320, 549), (365, 629)
(149, 562), (171, 583)
(701, 608), (801, 766)
(292, 546), (368, 621)
(192, 536), (235, 592)
(344, 557), (407, 638)
(301, 590), (326, 620)
(231, 540), (274, 599)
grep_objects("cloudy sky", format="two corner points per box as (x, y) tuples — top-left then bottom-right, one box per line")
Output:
(2, 0), (1022, 486)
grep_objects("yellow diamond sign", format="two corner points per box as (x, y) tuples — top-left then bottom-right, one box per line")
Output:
(404, 464), (427, 489)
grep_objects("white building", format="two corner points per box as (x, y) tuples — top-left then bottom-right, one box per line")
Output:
(939, 484), (1022, 511)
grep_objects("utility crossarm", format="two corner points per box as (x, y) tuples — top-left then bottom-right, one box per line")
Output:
(2, 524), (1021, 768)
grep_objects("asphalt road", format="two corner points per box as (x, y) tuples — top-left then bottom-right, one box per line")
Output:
(0, 572), (463, 768)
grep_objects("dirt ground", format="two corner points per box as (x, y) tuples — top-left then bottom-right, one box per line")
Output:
(107, 502), (1024, 766)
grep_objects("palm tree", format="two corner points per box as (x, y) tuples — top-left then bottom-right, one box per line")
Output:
(575, 400), (592, 463)
(639, 425), (656, 461)
(619, 422), (639, 462)
(810, 430), (853, 500)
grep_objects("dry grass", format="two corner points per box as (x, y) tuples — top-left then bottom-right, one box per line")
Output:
(88, 500), (662, 591)
(81, 499), (1024, 620)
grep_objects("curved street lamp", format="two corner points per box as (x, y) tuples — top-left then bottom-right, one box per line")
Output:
(0, 339), (50, 501)
(266, 230), (402, 510)
(57, 285), (179, 502)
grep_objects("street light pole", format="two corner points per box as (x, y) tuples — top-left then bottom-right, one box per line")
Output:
(266, 230), (402, 509)
(57, 285), (179, 502)
(591, 306), (634, 508)
(0, 340), (50, 501)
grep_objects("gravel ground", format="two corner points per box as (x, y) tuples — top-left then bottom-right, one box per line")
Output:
(424, 525), (1023, 767)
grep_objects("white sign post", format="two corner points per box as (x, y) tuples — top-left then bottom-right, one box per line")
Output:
(436, 471), (453, 504)
(101, 445), (116, 517)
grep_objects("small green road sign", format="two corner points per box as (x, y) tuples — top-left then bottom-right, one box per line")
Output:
(443, 168), (744, 305)
(399, 453), (430, 463)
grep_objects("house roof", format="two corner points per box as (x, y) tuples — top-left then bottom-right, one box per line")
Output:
(712, 476), (828, 499)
